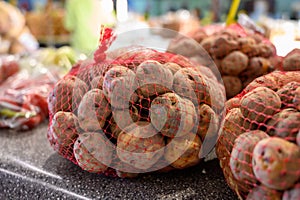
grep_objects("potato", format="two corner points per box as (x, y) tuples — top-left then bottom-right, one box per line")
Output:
(135, 60), (173, 97)
(257, 43), (274, 58)
(196, 104), (219, 141)
(244, 71), (300, 94)
(103, 66), (137, 109)
(202, 78), (226, 112)
(150, 93), (197, 138)
(237, 37), (256, 55)
(246, 185), (282, 200)
(294, 87), (300, 111)
(277, 82), (300, 108)
(252, 137), (300, 190)
(221, 51), (248, 76)
(49, 111), (80, 157)
(230, 130), (269, 185)
(283, 52), (300, 71)
(164, 132), (202, 169)
(90, 75), (104, 90)
(240, 87), (281, 123)
(217, 108), (245, 154)
(173, 67), (208, 105)
(283, 182), (300, 200)
(211, 36), (239, 58)
(200, 36), (217, 54)
(241, 57), (271, 79)
(225, 97), (240, 112)
(163, 62), (181, 75)
(117, 122), (165, 170)
(77, 89), (111, 132)
(266, 108), (300, 143)
(223, 76), (243, 98)
(48, 75), (88, 114)
(74, 132), (113, 173)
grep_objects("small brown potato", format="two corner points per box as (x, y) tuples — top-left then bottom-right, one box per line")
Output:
(217, 108), (245, 154)
(49, 111), (80, 155)
(167, 37), (203, 57)
(173, 67), (208, 105)
(252, 137), (300, 190)
(211, 36), (239, 58)
(200, 36), (217, 54)
(241, 57), (271, 79)
(135, 60), (173, 97)
(150, 93), (197, 138)
(283, 52), (300, 71)
(223, 76), (243, 98)
(230, 130), (269, 185)
(164, 132), (202, 169)
(77, 89), (111, 132)
(117, 122), (165, 170)
(294, 87), (300, 111)
(196, 104), (219, 141)
(163, 62), (181, 75)
(237, 37), (256, 55)
(257, 43), (274, 58)
(225, 97), (240, 113)
(48, 75), (88, 114)
(221, 51), (248, 76)
(246, 185), (282, 200)
(240, 87), (281, 123)
(90, 75), (104, 90)
(266, 108), (300, 143)
(277, 82), (300, 108)
(202, 77), (226, 112)
(103, 66), (137, 109)
(282, 182), (300, 200)
(74, 132), (113, 173)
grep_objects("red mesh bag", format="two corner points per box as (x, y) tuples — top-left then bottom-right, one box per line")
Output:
(168, 23), (283, 99)
(216, 70), (300, 199)
(47, 28), (226, 177)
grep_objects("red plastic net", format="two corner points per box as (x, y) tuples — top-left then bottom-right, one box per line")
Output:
(168, 24), (282, 99)
(47, 28), (225, 177)
(216, 70), (300, 199)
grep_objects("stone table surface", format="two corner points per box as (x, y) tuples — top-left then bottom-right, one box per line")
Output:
(0, 122), (238, 200)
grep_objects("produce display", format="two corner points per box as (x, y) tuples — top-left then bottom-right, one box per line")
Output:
(168, 24), (281, 99)
(47, 28), (225, 177)
(216, 71), (300, 199)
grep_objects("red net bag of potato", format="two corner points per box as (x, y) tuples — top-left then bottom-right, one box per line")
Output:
(47, 27), (226, 177)
(168, 23), (284, 99)
(216, 70), (300, 199)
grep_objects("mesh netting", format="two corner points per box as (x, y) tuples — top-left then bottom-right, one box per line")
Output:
(216, 70), (300, 199)
(168, 24), (281, 99)
(47, 28), (225, 178)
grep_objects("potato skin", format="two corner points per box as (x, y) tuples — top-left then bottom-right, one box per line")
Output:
(240, 87), (281, 123)
(221, 51), (248, 76)
(277, 82), (300, 109)
(164, 132), (202, 169)
(283, 52), (300, 71)
(230, 131), (269, 185)
(266, 108), (300, 143)
(223, 76), (243, 98)
(252, 137), (300, 190)
(48, 75), (88, 115)
(74, 132), (113, 173)
(282, 182), (300, 200)
(246, 185), (282, 200)
(294, 87), (300, 111)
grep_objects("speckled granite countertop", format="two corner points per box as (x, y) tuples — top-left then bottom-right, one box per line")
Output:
(0, 123), (238, 200)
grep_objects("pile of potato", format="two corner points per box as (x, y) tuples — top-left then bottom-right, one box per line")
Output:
(47, 48), (225, 177)
(216, 71), (300, 199)
(168, 26), (282, 99)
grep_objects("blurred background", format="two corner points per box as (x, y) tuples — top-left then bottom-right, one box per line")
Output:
(1, 0), (300, 55)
